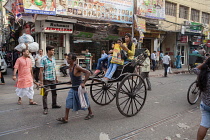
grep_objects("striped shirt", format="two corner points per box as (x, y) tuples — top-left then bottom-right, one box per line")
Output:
(40, 55), (56, 81)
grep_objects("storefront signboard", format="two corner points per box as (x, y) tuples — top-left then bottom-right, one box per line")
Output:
(23, 0), (56, 15)
(185, 22), (203, 33)
(206, 40), (210, 47)
(180, 36), (188, 43)
(191, 36), (202, 45)
(56, 0), (133, 24)
(42, 22), (73, 33)
(136, 0), (165, 19)
(73, 31), (94, 38)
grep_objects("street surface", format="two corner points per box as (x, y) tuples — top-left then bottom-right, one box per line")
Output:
(0, 69), (210, 140)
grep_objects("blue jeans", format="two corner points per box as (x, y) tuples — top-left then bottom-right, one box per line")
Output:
(151, 60), (156, 71)
(96, 57), (108, 70)
(104, 63), (119, 79)
(107, 56), (112, 68)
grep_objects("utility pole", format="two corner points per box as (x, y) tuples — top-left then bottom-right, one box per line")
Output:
(0, 0), (3, 47)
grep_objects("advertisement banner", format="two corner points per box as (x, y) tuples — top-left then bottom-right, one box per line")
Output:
(134, 15), (146, 32)
(136, 0), (165, 19)
(56, 0), (133, 24)
(23, 0), (56, 15)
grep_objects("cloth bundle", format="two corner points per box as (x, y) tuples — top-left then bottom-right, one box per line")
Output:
(15, 34), (39, 52)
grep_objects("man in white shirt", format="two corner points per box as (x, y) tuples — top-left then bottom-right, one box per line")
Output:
(151, 51), (156, 71)
(162, 52), (171, 77)
(34, 49), (44, 82)
(60, 53), (69, 77)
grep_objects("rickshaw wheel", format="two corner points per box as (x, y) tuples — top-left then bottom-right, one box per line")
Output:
(90, 79), (117, 105)
(116, 73), (147, 117)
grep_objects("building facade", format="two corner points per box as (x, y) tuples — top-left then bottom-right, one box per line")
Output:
(161, 0), (210, 66)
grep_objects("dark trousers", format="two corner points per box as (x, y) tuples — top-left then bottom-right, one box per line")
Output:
(60, 66), (68, 76)
(43, 80), (57, 109)
(151, 60), (156, 71)
(34, 67), (40, 82)
(0, 74), (5, 83)
(141, 72), (151, 90)
(163, 64), (169, 77)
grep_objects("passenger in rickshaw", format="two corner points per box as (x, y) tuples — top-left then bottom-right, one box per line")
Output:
(103, 33), (135, 82)
(93, 43), (115, 76)
(93, 49), (108, 75)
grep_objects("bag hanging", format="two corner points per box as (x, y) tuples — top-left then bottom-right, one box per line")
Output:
(110, 44), (124, 65)
(40, 88), (45, 96)
(121, 50), (128, 60)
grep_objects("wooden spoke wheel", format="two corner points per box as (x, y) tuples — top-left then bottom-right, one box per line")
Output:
(116, 74), (147, 117)
(90, 80), (117, 105)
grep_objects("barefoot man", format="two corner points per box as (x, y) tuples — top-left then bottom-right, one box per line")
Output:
(13, 49), (37, 105)
(57, 53), (94, 123)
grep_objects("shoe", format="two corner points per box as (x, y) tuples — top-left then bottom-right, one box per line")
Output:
(43, 109), (48, 115)
(52, 105), (61, 108)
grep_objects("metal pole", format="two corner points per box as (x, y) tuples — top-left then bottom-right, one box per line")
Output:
(132, 0), (136, 39)
(0, 0), (3, 46)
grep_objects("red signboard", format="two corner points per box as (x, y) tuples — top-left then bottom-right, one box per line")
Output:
(206, 40), (210, 47)
(180, 36), (188, 43)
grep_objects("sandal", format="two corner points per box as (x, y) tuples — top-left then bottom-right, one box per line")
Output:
(84, 114), (94, 120)
(17, 100), (22, 105)
(56, 117), (68, 123)
(29, 102), (38, 105)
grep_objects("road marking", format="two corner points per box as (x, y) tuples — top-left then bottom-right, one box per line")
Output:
(0, 126), (40, 137)
(111, 107), (198, 140)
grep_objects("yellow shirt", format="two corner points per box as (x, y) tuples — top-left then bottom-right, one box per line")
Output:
(122, 43), (136, 60)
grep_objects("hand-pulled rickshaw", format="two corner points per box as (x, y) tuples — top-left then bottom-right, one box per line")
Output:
(43, 50), (148, 117)
(188, 54), (204, 74)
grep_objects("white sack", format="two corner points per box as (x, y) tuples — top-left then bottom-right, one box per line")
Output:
(18, 33), (34, 43)
(28, 42), (39, 52)
(15, 43), (26, 51)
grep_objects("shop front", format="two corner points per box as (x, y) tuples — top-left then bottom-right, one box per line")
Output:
(71, 31), (118, 70)
(176, 34), (189, 66)
(33, 20), (73, 75)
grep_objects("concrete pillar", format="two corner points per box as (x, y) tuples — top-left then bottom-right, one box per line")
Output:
(188, 7), (191, 21)
(199, 11), (202, 23)
(65, 34), (70, 54)
(40, 32), (46, 55)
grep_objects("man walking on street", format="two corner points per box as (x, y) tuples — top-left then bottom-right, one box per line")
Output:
(162, 52), (171, 77)
(39, 46), (61, 115)
(85, 49), (92, 71)
(151, 51), (156, 71)
(34, 49), (44, 82)
(13, 49), (37, 105)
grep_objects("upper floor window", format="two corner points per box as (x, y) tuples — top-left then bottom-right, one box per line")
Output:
(179, 5), (189, 19)
(202, 12), (210, 24)
(191, 9), (200, 22)
(165, 1), (177, 17)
